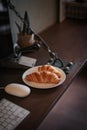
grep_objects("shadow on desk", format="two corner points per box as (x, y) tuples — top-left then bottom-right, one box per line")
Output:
(37, 62), (87, 130)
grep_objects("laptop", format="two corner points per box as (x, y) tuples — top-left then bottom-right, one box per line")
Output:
(0, 0), (14, 59)
(0, 0), (37, 69)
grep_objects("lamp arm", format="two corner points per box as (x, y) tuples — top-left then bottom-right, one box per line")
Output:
(7, 0), (24, 23)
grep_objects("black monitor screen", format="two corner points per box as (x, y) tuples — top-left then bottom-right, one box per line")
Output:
(0, 0), (13, 59)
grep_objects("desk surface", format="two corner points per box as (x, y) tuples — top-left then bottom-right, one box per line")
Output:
(0, 20), (87, 130)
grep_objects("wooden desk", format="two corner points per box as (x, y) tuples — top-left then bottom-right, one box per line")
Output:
(0, 20), (87, 130)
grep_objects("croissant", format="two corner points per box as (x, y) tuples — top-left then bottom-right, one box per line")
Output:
(38, 65), (61, 78)
(25, 71), (60, 84)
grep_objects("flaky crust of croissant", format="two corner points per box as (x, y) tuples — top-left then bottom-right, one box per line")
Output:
(25, 71), (60, 84)
(38, 65), (61, 78)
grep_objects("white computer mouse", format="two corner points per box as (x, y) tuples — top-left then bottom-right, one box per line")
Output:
(5, 83), (31, 97)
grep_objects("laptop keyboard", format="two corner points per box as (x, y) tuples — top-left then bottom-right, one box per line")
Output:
(0, 98), (30, 130)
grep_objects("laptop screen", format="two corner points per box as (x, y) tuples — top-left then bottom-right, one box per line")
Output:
(0, 0), (13, 59)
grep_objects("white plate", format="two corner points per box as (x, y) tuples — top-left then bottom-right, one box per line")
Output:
(22, 65), (66, 89)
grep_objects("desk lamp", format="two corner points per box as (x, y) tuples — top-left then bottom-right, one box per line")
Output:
(7, 0), (74, 74)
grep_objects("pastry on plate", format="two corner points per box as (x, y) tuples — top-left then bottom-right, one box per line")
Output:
(38, 65), (61, 78)
(25, 71), (60, 84)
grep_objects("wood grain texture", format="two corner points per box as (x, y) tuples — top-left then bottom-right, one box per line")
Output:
(0, 20), (87, 130)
